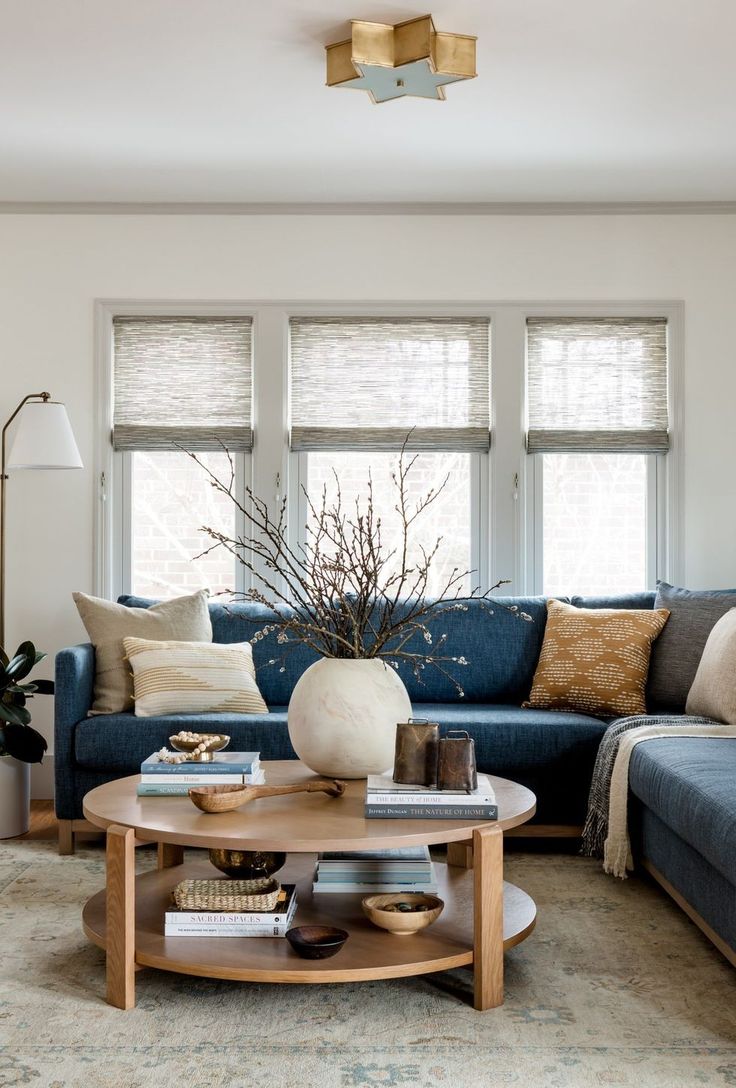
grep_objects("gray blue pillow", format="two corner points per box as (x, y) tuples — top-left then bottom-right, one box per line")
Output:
(647, 581), (736, 712)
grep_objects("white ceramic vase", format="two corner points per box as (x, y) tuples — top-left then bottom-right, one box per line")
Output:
(287, 657), (412, 779)
(0, 756), (30, 839)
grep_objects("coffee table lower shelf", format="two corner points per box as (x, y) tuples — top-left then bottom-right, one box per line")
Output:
(82, 857), (536, 990)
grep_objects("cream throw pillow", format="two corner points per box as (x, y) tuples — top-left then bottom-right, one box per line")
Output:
(524, 600), (670, 718)
(73, 590), (213, 714)
(123, 637), (267, 717)
(686, 608), (736, 723)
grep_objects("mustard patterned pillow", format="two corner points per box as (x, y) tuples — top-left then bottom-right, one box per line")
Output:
(123, 637), (267, 717)
(524, 600), (670, 718)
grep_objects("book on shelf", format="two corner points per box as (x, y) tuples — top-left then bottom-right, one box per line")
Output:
(137, 770), (265, 796)
(165, 885), (297, 937)
(366, 773), (496, 802)
(140, 751), (261, 775)
(314, 870), (435, 883)
(139, 770), (265, 786)
(319, 846), (431, 864)
(364, 773), (498, 820)
(364, 804), (497, 819)
(312, 880), (438, 894)
(312, 847), (437, 894)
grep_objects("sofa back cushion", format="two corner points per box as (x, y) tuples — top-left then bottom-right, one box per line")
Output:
(118, 596), (318, 706)
(387, 596), (556, 703)
(648, 582), (736, 712)
(571, 592), (656, 610)
(119, 594), (553, 705)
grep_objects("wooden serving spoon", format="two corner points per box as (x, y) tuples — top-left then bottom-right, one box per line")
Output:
(189, 779), (347, 814)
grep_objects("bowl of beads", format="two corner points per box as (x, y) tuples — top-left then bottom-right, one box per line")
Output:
(361, 893), (444, 936)
(167, 731), (231, 763)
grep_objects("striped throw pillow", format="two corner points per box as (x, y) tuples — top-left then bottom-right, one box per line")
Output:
(123, 637), (268, 717)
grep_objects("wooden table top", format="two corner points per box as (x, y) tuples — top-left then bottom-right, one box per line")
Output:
(83, 761), (536, 852)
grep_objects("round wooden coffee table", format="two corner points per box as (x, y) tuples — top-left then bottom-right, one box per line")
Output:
(82, 761), (536, 1011)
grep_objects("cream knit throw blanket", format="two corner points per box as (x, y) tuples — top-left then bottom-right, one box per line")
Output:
(602, 722), (736, 878)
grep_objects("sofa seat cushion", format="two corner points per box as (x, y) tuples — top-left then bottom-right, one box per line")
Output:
(74, 709), (294, 771)
(414, 703), (608, 771)
(74, 703), (607, 777)
(629, 737), (736, 886)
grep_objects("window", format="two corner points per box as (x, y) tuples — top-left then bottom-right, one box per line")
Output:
(99, 303), (679, 602)
(111, 315), (252, 597)
(289, 317), (491, 594)
(526, 317), (669, 595)
(540, 453), (649, 596)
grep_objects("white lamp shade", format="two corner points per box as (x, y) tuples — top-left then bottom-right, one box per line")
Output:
(6, 401), (83, 470)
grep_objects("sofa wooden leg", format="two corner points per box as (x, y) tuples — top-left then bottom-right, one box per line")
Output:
(58, 819), (75, 855)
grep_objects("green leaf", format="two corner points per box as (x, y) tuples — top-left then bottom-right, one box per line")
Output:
(0, 647), (8, 669)
(0, 702), (31, 726)
(1, 723), (47, 763)
(6, 642), (42, 682)
(33, 679), (55, 696)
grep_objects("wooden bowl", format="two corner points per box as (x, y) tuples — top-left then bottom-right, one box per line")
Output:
(286, 925), (349, 959)
(189, 784), (249, 813)
(361, 893), (444, 936)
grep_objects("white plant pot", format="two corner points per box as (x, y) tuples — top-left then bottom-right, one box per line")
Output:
(0, 756), (30, 839)
(287, 658), (412, 779)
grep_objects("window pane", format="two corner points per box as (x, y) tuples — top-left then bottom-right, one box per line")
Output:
(131, 451), (238, 598)
(542, 453), (648, 596)
(306, 451), (473, 597)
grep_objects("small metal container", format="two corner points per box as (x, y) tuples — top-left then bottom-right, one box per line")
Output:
(437, 730), (477, 792)
(393, 718), (440, 787)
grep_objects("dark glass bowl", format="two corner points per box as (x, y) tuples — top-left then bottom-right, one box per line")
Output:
(285, 925), (349, 959)
(208, 849), (286, 879)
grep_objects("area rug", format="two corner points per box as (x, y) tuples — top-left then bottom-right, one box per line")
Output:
(1, 839), (735, 1088)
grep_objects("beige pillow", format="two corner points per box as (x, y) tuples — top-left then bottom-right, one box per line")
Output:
(524, 599), (670, 718)
(73, 590), (212, 714)
(123, 637), (267, 717)
(686, 608), (736, 723)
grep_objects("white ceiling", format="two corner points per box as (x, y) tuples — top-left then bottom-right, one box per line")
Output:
(1, 0), (736, 205)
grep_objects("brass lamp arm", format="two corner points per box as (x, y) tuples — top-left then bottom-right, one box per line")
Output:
(0, 391), (52, 648)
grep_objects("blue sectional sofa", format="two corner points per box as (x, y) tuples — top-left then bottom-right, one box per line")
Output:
(56, 592), (632, 835)
(630, 737), (736, 964)
(54, 589), (736, 966)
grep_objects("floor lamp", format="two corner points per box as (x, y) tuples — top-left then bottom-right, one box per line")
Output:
(0, 392), (83, 649)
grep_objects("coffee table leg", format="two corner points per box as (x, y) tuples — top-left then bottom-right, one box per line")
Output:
(447, 841), (473, 869)
(473, 824), (504, 1011)
(157, 842), (185, 869)
(106, 824), (136, 1010)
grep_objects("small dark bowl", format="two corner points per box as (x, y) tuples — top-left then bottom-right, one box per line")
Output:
(286, 925), (349, 960)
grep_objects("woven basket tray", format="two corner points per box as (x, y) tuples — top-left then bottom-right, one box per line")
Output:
(173, 877), (281, 912)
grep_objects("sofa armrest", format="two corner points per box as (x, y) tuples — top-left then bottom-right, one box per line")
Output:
(54, 644), (96, 821)
(55, 644), (95, 729)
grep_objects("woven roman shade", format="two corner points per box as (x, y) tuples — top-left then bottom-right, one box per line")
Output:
(112, 316), (253, 451)
(526, 317), (669, 453)
(289, 317), (490, 452)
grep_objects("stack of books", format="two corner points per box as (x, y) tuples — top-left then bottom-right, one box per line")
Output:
(312, 846), (438, 894)
(364, 773), (498, 820)
(137, 751), (264, 796)
(164, 884), (297, 937)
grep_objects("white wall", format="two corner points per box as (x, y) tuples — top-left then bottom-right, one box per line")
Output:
(1, 211), (735, 795)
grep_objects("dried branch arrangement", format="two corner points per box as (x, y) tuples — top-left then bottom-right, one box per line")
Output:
(188, 438), (530, 696)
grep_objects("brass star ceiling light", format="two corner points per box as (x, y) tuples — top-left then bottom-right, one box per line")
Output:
(326, 14), (477, 104)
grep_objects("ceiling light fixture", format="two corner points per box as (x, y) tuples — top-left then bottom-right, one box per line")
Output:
(326, 14), (477, 104)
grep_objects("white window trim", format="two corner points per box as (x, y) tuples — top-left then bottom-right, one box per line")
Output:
(94, 298), (683, 602)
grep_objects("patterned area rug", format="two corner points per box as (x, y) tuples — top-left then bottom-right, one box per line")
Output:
(1, 838), (736, 1088)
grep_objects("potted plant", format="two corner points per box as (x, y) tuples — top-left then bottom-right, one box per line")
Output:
(0, 641), (50, 838)
(189, 440), (528, 778)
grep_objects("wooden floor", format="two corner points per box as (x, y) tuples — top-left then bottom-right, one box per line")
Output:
(17, 800), (57, 841)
